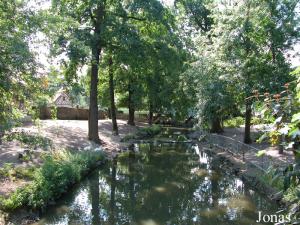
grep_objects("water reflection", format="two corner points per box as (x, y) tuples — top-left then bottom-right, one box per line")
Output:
(36, 143), (278, 225)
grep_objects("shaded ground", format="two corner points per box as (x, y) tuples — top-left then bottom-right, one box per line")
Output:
(0, 119), (145, 196)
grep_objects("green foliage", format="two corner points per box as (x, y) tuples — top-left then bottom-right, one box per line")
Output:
(1, 150), (105, 210)
(223, 116), (263, 128)
(4, 132), (52, 149)
(14, 166), (36, 180)
(253, 67), (300, 215)
(256, 150), (266, 157)
(0, 164), (14, 179)
(177, 135), (188, 142)
(251, 116), (264, 125)
(254, 67), (300, 149)
(182, 0), (298, 132)
(121, 134), (136, 142)
(121, 125), (162, 142)
(0, 164), (36, 181)
(136, 125), (162, 138)
(260, 166), (284, 191)
(283, 186), (300, 203)
(175, 0), (213, 32)
(50, 107), (57, 120)
(0, 0), (43, 133)
(224, 117), (245, 128)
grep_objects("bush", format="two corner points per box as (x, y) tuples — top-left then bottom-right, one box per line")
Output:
(121, 125), (162, 142)
(121, 133), (136, 142)
(260, 166), (284, 191)
(177, 135), (187, 141)
(1, 150), (105, 210)
(224, 117), (245, 128)
(0, 164), (14, 179)
(251, 116), (264, 125)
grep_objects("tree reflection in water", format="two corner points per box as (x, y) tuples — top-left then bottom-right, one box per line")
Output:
(37, 143), (278, 225)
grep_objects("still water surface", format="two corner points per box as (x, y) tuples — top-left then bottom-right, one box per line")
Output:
(35, 143), (279, 225)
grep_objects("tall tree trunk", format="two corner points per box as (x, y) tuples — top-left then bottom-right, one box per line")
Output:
(88, 48), (101, 143)
(210, 116), (223, 133)
(244, 100), (252, 144)
(108, 56), (118, 135)
(127, 81), (135, 126)
(88, 2), (106, 143)
(148, 101), (153, 125)
(243, 2), (252, 145)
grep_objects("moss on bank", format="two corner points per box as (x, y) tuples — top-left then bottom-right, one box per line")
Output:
(0, 150), (105, 211)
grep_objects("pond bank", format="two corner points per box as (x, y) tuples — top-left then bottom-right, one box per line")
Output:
(0, 126), (292, 224)
(194, 131), (300, 223)
(0, 120), (146, 197)
(28, 141), (279, 225)
(0, 120), (147, 224)
(202, 145), (281, 202)
(0, 150), (106, 224)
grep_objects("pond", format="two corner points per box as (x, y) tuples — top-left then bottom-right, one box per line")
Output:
(34, 142), (279, 225)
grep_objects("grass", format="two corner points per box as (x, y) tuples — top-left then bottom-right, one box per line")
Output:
(1, 150), (106, 211)
(0, 164), (36, 181)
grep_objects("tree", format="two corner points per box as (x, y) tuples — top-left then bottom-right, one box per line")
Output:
(227, 0), (297, 143)
(51, 0), (176, 137)
(201, 0), (298, 142)
(108, 54), (118, 135)
(51, 0), (106, 142)
(0, 0), (41, 141)
(175, 0), (213, 32)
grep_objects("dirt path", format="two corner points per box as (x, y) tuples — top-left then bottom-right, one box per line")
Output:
(0, 119), (145, 196)
(0, 119), (145, 165)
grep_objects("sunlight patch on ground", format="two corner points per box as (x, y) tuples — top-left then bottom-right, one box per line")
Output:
(140, 219), (160, 225)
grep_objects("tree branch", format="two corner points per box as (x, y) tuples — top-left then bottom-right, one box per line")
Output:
(111, 12), (146, 21)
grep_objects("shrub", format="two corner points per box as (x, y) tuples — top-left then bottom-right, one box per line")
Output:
(260, 166), (284, 191)
(251, 116), (264, 125)
(4, 132), (52, 149)
(177, 135), (187, 141)
(0, 164), (14, 179)
(121, 133), (136, 142)
(136, 125), (162, 138)
(121, 125), (162, 142)
(223, 117), (245, 128)
(1, 150), (105, 210)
